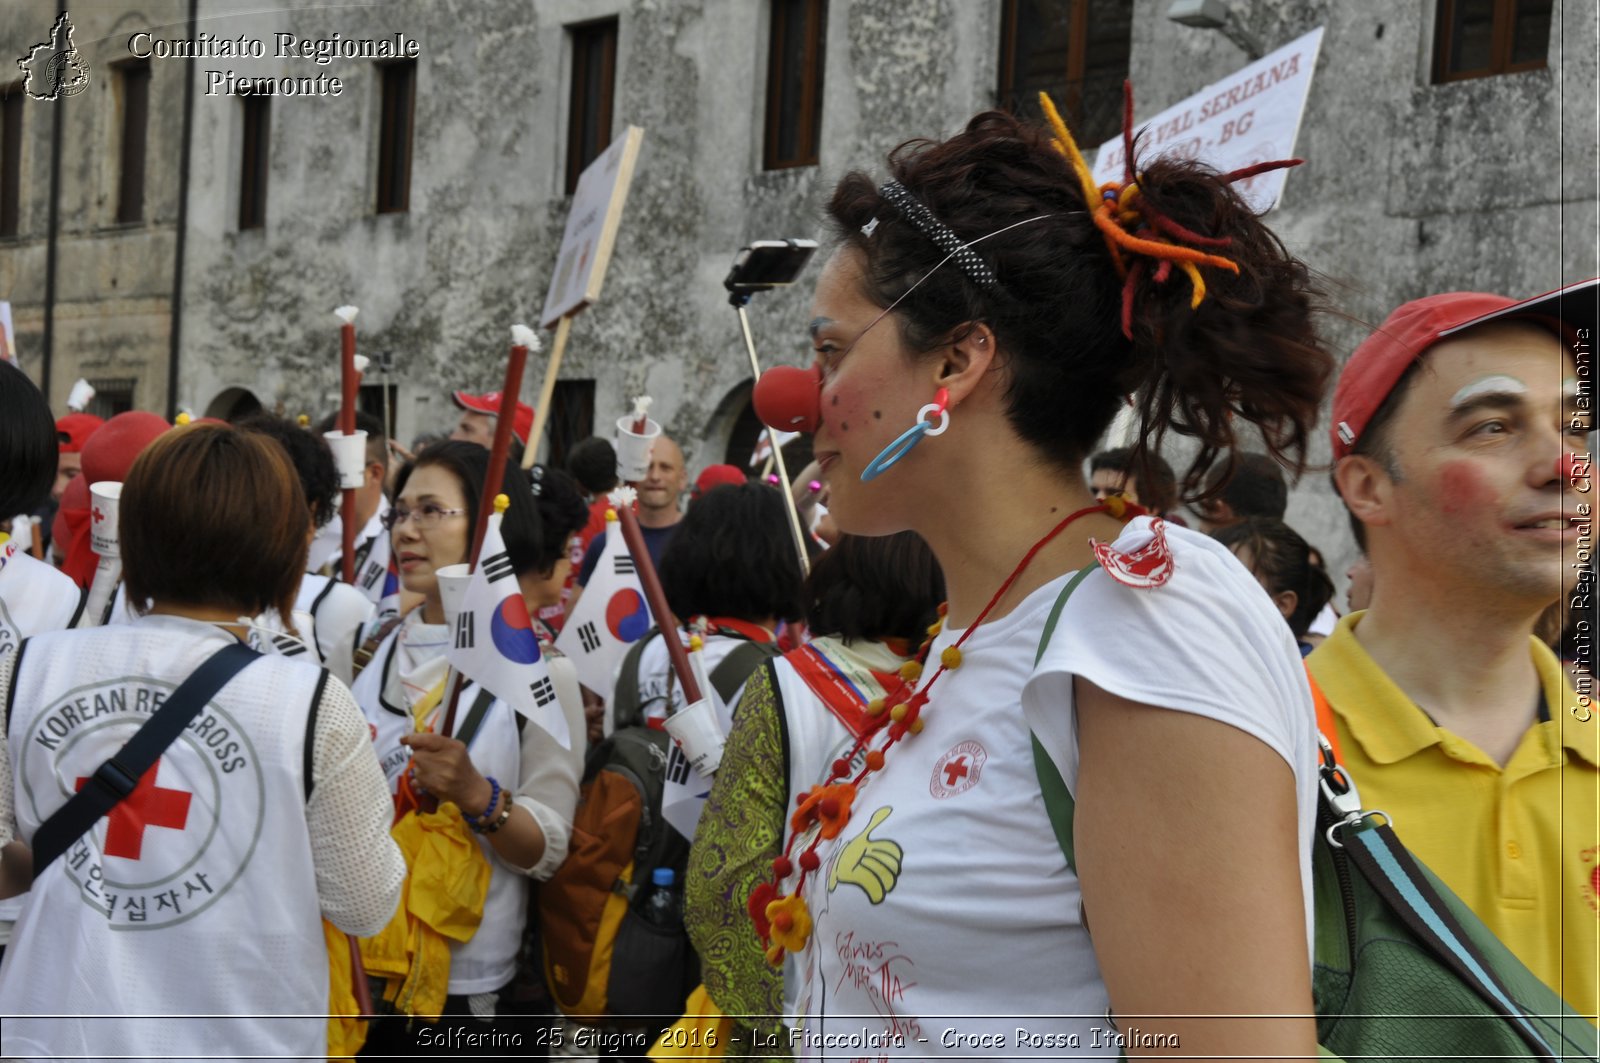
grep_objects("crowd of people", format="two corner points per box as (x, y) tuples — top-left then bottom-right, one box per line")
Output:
(0, 96), (1593, 1063)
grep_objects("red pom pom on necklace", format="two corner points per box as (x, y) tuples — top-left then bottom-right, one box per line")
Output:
(799, 850), (821, 872)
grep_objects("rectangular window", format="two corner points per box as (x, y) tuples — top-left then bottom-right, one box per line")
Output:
(1, 84), (22, 238)
(1434, 0), (1550, 82)
(566, 19), (618, 194)
(87, 377), (137, 419)
(376, 60), (415, 213)
(998, 0), (1131, 147)
(546, 378), (596, 470)
(358, 381), (398, 440)
(764, 0), (827, 170)
(238, 96), (269, 230)
(116, 60), (150, 223)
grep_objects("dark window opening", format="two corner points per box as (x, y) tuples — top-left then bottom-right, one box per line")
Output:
(566, 19), (618, 194)
(358, 381), (398, 440)
(546, 378), (596, 470)
(87, 377), (137, 419)
(764, 0), (827, 170)
(116, 61), (150, 223)
(1434, 0), (1550, 82)
(998, 0), (1131, 147)
(376, 61), (415, 213)
(239, 96), (269, 230)
(1, 84), (22, 238)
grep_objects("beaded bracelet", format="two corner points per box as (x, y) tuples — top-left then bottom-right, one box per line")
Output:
(479, 794), (514, 835)
(464, 775), (501, 830)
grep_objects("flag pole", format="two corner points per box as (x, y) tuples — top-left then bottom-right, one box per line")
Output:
(614, 501), (702, 705)
(438, 326), (534, 740)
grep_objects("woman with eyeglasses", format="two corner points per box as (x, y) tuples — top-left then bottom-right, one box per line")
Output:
(748, 104), (1333, 1057)
(350, 441), (584, 1054)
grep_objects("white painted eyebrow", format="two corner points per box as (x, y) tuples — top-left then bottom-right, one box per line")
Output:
(1449, 375), (1527, 409)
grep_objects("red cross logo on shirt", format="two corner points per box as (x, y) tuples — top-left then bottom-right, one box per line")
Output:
(942, 756), (970, 788)
(75, 758), (192, 860)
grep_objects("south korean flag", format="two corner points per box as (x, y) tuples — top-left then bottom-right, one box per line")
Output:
(554, 493), (650, 704)
(352, 531), (393, 609)
(446, 510), (570, 749)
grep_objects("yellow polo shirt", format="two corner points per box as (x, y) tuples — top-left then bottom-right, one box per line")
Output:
(1308, 613), (1599, 1021)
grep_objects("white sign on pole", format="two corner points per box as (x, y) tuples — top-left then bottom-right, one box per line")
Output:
(0, 301), (14, 364)
(1091, 27), (1324, 214)
(540, 126), (646, 329)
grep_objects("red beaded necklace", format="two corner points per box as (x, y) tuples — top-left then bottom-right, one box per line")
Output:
(751, 497), (1137, 962)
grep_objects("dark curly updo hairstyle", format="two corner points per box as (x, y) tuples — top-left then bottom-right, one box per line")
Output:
(826, 109), (1332, 499)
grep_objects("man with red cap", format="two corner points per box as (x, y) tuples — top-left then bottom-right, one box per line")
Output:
(449, 390), (533, 464)
(52, 412), (103, 504)
(1309, 278), (1598, 1020)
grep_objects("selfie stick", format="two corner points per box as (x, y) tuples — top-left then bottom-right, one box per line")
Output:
(727, 242), (816, 577)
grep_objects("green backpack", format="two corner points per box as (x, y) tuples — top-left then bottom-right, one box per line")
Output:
(1031, 567), (1599, 1062)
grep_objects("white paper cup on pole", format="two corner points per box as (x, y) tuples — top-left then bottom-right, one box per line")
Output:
(614, 415), (662, 482)
(436, 563), (472, 628)
(323, 430), (369, 489)
(89, 482), (123, 558)
(663, 697), (725, 778)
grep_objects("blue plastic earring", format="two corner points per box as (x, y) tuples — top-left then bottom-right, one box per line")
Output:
(861, 390), (950, 482)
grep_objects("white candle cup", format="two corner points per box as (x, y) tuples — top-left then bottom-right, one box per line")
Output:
(323, 430), (369, 489)
(436, 563), (472, 628)
(89, 482), (124, 558)
(67, 378), (96, 412)
(663, 697), (726, 779)
(614, 415), (662, 483)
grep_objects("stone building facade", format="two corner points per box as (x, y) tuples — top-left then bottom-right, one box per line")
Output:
(2, 0), (1594, 575)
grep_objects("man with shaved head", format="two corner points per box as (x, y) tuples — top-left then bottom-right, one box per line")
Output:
(1310, 280), (1598, 1020)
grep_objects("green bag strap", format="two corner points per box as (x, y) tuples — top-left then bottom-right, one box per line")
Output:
(1029, 565), (1097, 872)
(612, 626), (660, 732)
(708, 638), (781, 706)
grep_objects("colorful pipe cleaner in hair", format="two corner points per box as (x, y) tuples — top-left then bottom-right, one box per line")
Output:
(1039, 82), (1303, 339)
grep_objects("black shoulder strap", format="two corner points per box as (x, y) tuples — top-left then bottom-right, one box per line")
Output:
(3, 638), (29, 740)
(708, 639), (782, 704)
(66, 586), (88, 629)
(612, 627), (659, 731)
(304, 668), (330, 802)
(308, 575), (339, 621)
(31, 641), (261, 876)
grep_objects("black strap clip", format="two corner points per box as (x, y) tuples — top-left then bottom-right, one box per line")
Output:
(90, 757), (141, 800)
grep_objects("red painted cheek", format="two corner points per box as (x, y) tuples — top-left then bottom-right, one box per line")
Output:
(1437, 460), (1493, 519)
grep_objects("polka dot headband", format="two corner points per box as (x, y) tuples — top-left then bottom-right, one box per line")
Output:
(875, 179), (1000, 291)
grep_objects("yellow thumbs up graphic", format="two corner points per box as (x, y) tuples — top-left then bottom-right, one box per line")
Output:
(828, 806), (903, 904)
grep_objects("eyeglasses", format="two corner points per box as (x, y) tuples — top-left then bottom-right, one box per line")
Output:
(383, 504), (467, 531)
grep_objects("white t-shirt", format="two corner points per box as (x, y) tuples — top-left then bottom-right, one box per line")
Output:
(295, 573), (376, 685)
(793, 518), (1318, 1058)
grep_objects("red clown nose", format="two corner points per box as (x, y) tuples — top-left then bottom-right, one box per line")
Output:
(1559, 452), (1590, 487)
(753, 363), (823, 433)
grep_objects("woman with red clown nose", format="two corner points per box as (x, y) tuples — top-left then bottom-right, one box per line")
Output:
(748, 93), (1332, 1057)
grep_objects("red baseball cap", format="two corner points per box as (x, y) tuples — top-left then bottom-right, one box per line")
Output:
(1331, 278), (1598, 460)
(55, 412), (104, 454)
(692, 464), (746, 498)
(452, 391), (534, 446)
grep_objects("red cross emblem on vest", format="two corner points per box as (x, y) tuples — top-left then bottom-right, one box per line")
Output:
(75, 758), (192, 861)
(942, 756), (970, 787)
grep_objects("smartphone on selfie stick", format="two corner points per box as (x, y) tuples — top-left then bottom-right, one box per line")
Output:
(724, 238), (819, 574)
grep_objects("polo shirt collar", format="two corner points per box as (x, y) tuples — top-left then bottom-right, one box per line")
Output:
(1309, 613), (1439, 765)
(1309, 612), (1597, 769)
